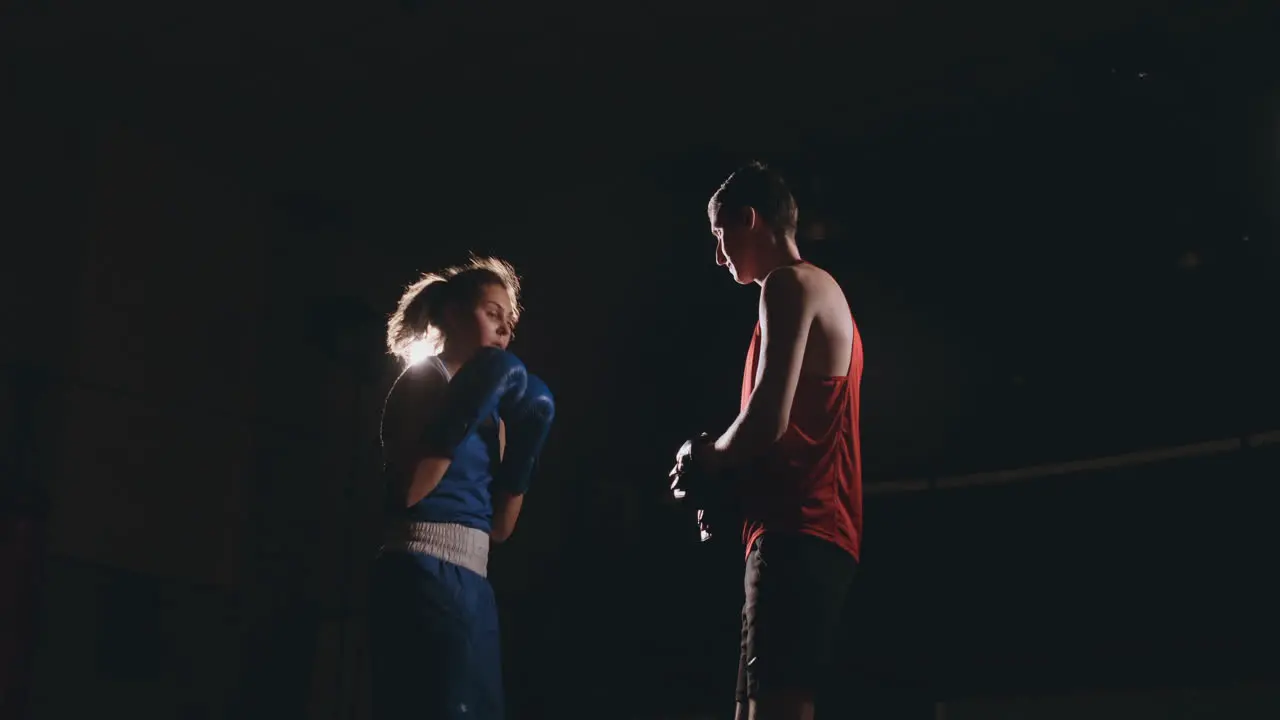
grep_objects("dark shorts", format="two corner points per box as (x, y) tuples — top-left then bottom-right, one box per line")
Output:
(735, 532), (858, 704)
(369, 551), (504, 720)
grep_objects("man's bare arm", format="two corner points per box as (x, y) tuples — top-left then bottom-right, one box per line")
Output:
(708, 266), (813, 468)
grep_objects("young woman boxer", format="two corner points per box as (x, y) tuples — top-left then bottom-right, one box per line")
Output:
(371, 256), (555, 720)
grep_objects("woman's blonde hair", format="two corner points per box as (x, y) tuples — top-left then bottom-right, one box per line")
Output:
(386, 255), (522, 363)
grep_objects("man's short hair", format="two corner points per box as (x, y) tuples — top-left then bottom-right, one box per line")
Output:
(708, 161), (799, 240)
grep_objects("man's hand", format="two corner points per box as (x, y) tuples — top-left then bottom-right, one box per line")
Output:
(668, 433), (712, 501)
(668, 433), (738, 542)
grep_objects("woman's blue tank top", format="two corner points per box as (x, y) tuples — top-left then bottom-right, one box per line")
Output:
(405, 357), (499, 532)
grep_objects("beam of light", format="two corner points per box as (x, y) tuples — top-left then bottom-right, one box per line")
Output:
(407, 339), (434, 366)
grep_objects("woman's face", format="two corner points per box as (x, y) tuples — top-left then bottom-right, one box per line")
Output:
(443, 282), (516, 358)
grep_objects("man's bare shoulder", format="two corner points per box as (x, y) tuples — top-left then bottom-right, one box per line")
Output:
(774, 262), (845, 302)
(765, 262), (831, 291)
(758, 264), (811, 318)
(794, 262), (852, 319)
(761, 263), (804, 289)
(762, 263), (843, 312)
(794, 260), (836, 284)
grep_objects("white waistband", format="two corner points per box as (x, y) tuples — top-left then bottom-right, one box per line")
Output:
(382, 521), (490, 578)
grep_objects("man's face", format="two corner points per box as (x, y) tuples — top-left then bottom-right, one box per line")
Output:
(709, 205), (764, 285)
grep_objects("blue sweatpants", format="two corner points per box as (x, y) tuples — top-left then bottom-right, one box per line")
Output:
(370, 551), (504, 719)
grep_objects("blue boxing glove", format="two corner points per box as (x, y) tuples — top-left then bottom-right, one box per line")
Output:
(492, 373), (555, 496)
(424, 348), (529, 458)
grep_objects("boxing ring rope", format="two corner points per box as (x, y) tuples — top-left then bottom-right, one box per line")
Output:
(865, 430), (1280, 496)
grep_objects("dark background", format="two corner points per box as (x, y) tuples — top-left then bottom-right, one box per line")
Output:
(3, 1), (1280, 718)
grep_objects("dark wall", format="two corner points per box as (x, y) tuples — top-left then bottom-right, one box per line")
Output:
(4, 2), (1279, 719)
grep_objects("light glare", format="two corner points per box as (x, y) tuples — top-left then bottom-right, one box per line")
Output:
(407, 339), (433, 366)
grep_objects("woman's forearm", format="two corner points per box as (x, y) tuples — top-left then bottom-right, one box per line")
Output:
(490, 492), (524, 543)
(489, 421), (523, 542)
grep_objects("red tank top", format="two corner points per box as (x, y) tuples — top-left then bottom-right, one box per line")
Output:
(739, 318), (864, 561)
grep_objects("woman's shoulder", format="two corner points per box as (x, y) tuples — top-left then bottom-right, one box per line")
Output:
(387, 360), (449, 410)
(412, 359), (454, 389)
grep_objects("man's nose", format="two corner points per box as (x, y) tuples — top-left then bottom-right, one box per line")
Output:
(715, 243), (728, 266)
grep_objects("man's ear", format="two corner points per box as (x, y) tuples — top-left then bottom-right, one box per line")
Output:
(740, 206), (758, 230)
